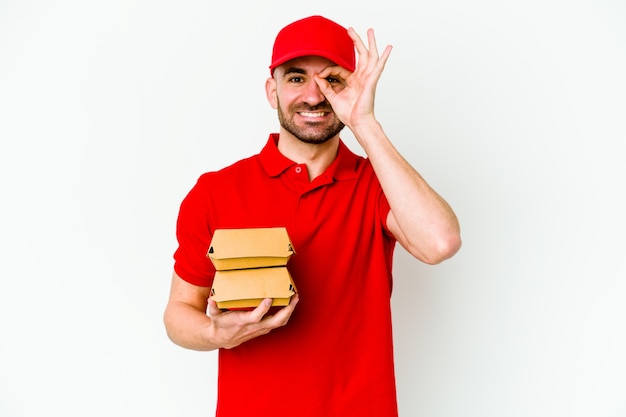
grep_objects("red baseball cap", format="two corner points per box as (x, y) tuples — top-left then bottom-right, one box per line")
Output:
(269, 15), (355, 74)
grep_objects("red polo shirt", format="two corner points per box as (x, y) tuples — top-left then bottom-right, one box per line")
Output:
(174, 134), (399, 417)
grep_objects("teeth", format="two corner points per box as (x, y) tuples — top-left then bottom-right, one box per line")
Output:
(300, 112), (325, 117)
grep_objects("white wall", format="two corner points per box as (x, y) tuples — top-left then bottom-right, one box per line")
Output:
(1, 1), (624, 416)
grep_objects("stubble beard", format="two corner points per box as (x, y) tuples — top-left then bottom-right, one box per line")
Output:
(277, 100), (345, 145)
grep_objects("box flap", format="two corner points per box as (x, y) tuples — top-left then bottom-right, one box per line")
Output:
(207, 227), (295, 270)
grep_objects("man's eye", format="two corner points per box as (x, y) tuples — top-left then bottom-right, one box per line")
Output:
(325, 77), (340, 84)
(289, 76), (304, 83)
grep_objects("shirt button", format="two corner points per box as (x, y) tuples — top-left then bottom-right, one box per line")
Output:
(295, 166), (302, 174)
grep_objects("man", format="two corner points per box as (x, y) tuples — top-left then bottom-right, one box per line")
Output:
(164, 15), (461, 417)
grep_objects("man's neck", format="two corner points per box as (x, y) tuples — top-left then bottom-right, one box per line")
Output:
(276, 132), (340, 181)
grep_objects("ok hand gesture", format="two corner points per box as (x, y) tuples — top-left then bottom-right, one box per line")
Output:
(315, 28), (392, 132)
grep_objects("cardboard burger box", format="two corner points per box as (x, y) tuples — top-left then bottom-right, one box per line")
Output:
(207, 227), (296, 310)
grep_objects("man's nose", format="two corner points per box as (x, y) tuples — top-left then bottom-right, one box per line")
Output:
(302, 80), (326, 106)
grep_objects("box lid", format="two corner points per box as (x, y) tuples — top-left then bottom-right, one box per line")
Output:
(207, 227), (295, 270)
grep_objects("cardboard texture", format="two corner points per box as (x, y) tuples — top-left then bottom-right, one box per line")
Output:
(211, 268), (296, 309)
(207, 227), (296, 309)
(208, 227), (295, 270)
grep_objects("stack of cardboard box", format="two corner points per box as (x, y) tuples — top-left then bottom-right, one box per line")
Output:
(207, 227), (297, 310)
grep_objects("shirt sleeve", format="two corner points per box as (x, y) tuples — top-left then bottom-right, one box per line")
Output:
(378, 191), (393, 237)
(173, 173), (216, 287)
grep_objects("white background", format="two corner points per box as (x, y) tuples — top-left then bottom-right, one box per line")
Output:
(1, 1), (625, 416)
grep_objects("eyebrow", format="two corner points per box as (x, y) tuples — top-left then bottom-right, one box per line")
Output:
(283, 67), (307, 76)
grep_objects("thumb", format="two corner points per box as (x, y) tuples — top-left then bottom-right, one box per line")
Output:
(207, 298), (222, 317)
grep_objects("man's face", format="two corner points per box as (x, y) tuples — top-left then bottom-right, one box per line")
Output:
(268, 56), (345, 144)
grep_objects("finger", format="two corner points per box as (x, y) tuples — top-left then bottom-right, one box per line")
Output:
(347, 27), (368, 60)
(207, 297), (222, 317)
(313, 74), (339, 104)
(361, 29), (393, 76)
(284, 292), (299, 311)
(365, 28), (394, 76)
(348, 28), (386, 75)
(247, 297), (273, 322)
(315, 65), (351, 97)
(381, 44), (393, 62)
(375, 44), (393, 74)
(366, 28), (380, 61)
(317, 65), (352, 80)
(264, 293), (299, 327)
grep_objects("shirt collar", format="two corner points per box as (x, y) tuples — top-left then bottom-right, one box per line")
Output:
(259, 133), (360, 181)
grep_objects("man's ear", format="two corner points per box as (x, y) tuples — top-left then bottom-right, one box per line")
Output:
(265, 77), (278, 109)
